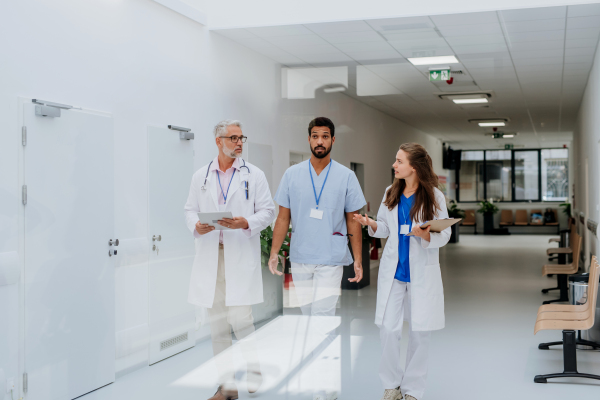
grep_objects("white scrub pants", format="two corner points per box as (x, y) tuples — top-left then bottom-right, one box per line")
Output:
(379, 280), (431, 400)
(207, 246), (259, 385)
(291, 263), (343, 396)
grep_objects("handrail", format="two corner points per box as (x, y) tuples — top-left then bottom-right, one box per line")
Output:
(580, 211), (585, 224)
(588, 219), (598, 237)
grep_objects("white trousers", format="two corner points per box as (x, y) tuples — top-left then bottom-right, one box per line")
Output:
(291, 263), (343, 395)
(207, 247), (259, 385)
(379, 280), (431, 400)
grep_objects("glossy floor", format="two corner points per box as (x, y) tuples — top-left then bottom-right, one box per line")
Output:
(82, 235), (600, 400)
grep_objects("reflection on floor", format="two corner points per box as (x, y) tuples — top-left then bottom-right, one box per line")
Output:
(82, 235), (600, 400)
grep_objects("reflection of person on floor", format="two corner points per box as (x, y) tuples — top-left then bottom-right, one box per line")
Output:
(184, 120), (276, 400)
(268, 117), (366, 400)
(354, 143), (450, 400)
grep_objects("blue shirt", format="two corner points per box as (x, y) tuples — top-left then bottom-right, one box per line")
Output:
(274, 159), (366, 266)
(395, 194), (413, 282)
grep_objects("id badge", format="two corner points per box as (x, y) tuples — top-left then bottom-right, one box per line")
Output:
(400, 224), (409, 235)
(310, 208), (324, 220)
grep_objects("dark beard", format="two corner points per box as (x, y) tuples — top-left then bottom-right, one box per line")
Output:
(310, 145), (332, 159)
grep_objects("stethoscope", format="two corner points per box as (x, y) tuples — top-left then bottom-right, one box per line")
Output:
(201, 158), (250, 200)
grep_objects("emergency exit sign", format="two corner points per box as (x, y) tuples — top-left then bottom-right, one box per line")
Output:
(429, 69), (450, 81)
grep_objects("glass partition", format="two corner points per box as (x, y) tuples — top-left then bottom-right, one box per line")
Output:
(458, 151), (485, 201)
(541, 148), (568, 201)
(485, 150), (512, 202)
(514, 150), (540, 201)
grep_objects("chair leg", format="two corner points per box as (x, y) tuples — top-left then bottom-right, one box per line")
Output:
(538, 330), (600, 350)
(542, 273), (561, 293)
(542, 274), (569, 304)
(535, 330), (600, 383)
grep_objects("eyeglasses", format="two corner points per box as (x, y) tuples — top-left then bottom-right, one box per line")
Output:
(220, 135), (247, 143)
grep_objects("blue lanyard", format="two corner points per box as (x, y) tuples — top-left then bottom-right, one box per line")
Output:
(216, 169), (236, 204)
(400, 197), (410, 226)
(308, 159), (332, 209)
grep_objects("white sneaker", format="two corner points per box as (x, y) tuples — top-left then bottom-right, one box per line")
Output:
(404, 395), (417, 400)
(380, 387), (402, 400)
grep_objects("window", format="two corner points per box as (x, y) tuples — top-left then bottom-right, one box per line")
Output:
(455, 148), (568, 203)
(541, 149), (568, 201)
(514, 150), (540, 201)
(458, 151), (484, 201)
(485, 150), (512, 202)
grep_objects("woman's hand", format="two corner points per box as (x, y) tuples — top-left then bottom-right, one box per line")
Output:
(411, 224), (431, 242)
(353, 213), (377, 232)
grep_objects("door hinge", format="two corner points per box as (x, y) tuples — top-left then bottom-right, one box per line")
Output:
(22, 126), (27, 146)
(23, 372), (28, 393)
(22, 185), (27, 205)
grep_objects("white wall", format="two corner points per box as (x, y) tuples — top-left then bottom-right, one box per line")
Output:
(197, 0), (598, 29)
(0, 0), (442, 396)
(572, 34), (600, 269)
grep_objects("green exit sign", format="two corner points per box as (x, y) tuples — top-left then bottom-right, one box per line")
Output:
(429, 69), (450, 81)
(505, 144), (514, 149)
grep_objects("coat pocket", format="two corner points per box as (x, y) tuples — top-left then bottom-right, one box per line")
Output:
(331, 235), (349, 263)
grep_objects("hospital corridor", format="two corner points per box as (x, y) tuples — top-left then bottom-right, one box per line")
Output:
(1, 1), (600, 400)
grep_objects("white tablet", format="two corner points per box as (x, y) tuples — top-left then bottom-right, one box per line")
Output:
(197, 212), (234, 230)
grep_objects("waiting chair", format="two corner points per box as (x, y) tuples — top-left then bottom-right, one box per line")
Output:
(541, 233), (581, 304)
(533, 257), (600, 383)
(499, 210), (513, 226)
(461, 209), (477, 234)
(515, 210), (528, 225)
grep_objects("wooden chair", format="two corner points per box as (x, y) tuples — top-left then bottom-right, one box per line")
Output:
(541, 233), (581, 304)
(530, 209), (544, 225)
(499, 210), (513, 226)
(515, 209), (528, 225)
(533, 257), (600, 383)
(461, 209), (477, 234)
(549, 216), (573, 243)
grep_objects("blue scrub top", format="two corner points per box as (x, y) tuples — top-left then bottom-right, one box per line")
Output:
(395, 194), (413, 282)
(274, 159), (366, 266)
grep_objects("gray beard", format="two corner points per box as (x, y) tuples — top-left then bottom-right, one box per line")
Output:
(223, 147), (242, 158)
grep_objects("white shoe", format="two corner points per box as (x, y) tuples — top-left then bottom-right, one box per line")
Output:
(404, 395), (417, 400)
(380, 387), (402, 400)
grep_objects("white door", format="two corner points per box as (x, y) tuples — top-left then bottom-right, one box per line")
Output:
(147, 126), (195, 364)
(22, 102), (115, 400)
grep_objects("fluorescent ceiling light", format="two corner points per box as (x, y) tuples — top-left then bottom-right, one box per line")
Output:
(407, 55), (459, 65)
(453, 98), (488, 104)
(479, 122), (505, 127)
(503, 134), (514, 138)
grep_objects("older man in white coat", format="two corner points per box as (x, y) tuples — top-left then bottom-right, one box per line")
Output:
(184, 120), (275, 400)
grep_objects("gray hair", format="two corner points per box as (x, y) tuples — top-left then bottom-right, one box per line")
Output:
(213, 120), (242, 138)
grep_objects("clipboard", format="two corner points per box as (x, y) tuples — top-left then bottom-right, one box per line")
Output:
(197, 212), (234, 230)
(406, 218), (462, 236)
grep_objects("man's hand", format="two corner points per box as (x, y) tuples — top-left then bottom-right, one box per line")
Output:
(217, 216), (249, 230)
(348, 260), (363, 282)
(268, 254), (283, 276)
(195, 221), (215, 235)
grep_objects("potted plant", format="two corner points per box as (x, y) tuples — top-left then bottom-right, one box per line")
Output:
(477, 199), (499, 234)
(447, 200), (465, 243)
(342, 215), (373, 290)
(559, 202), (571, 218)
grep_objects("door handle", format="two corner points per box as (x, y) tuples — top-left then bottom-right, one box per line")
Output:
(152, 235), (161, 242)
(109, 239), (119, 246)
(108, 249), (117, 256)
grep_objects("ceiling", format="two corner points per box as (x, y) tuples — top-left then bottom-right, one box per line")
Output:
(213, 4), (600, 149)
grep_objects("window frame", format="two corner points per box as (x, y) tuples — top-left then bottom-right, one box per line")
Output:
(455, 147), (567, 203)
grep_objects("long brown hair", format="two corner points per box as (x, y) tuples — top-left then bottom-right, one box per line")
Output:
(384, 143), (441, 222)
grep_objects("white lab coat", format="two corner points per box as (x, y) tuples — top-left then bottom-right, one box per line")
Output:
(184, 159), (276, 308)
(369, 187), (450, 331)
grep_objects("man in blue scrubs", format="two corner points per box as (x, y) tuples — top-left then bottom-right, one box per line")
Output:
(268, 117), (366, 400)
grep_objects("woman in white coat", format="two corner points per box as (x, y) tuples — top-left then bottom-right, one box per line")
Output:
(354, 143), (450, 400)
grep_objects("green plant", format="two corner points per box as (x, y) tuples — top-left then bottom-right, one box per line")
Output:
(447, 200), (465, 219)
(477, 200), (499, 214)
(260, 226), (291, 268)
(559, 202), (571, 217)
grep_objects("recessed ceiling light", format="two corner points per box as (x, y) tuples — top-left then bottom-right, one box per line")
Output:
(407, 55), (459, 65)
(479, 122), (505, 127)
(453, 98), (488, 104)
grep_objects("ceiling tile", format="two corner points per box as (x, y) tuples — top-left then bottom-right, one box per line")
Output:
(264, 34), (328, 47)
(445, 34), (506, 46)
(335, 41), (395, 53)
(565, 27), (600, 40)
(214, 28), (258, 41)
(567, 16), (600, 30)
(508, 30), (565, 43)
(366, 16), (435, 32)
(568, 3), (600, 18)
(565, 38), (599, 48)
(565, 54), (595, 64)
(500, 6), (567, 22)
(512, 56), (563, 66)
(565, 47), (596, 57)
(508, 40), (564, 51)
(452, 43), (508, 55)
(431, 11), (499, 26)
(319, 31), (385, 44)
(504, 18), (565, 33)
(346, 50), (404, 61)
(381, 30), (441, 41)
(438, 24), (502, 37)
(282, 43), (343, 55)
(298, 53), (354, 63)
(304, 20), (374, 34)
(510, 48), (564, 59)
(246, 25), (313, 37)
